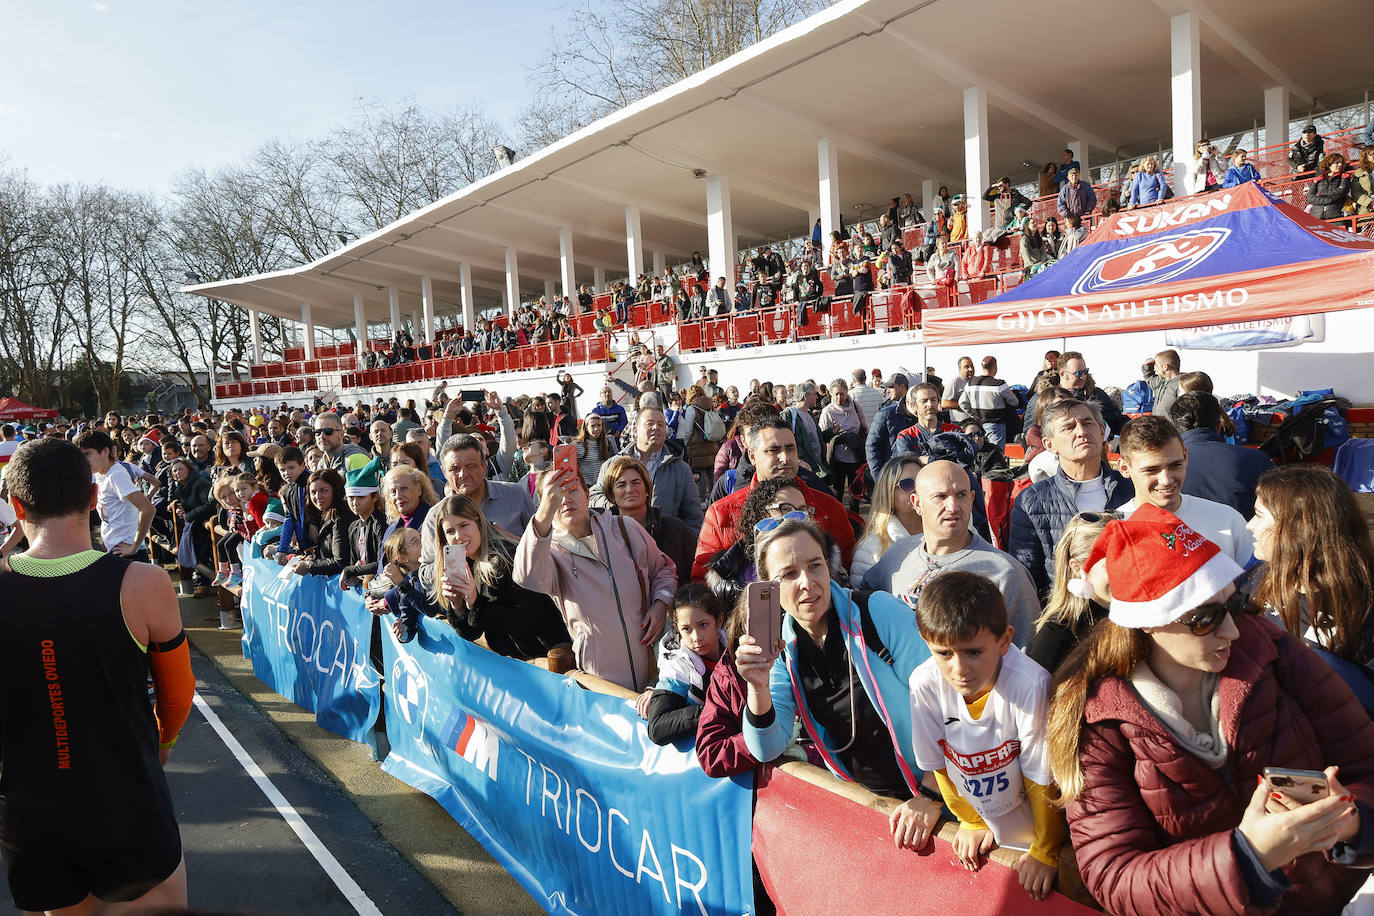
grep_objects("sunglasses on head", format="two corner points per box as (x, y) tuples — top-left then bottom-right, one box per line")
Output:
(755, 510), (813, 533)
(1178, 589), (1248, 636)
(1074, 510), (1122, 524)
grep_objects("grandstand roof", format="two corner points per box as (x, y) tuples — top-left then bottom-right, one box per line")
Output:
(185, 0), (1372, 326)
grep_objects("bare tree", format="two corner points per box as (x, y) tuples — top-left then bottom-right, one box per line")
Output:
(520, 0), (824, 147)
(326, 98), (504, 230)
(0, 165), (69, 405)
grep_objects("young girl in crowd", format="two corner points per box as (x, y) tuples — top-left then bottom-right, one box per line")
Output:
(375, 527), (423, 643)
(1027, 511), (1115, 673)
(638, 585), (727, 746)
(210, 476), (243, 588)
(1245, 465), (1374, 709)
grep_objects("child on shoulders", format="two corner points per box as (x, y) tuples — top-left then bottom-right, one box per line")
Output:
(904, 570), (1065, 901)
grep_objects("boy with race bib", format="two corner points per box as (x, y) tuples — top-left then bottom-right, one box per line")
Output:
(905, 571), (1065, 900)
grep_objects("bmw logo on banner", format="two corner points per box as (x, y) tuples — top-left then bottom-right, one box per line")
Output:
(1071, 228), (1231, 294)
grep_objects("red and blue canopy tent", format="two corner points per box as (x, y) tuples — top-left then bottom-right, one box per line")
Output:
(921, 183), (1374, 347)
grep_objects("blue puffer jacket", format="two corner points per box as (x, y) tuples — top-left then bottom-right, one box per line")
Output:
(864, 401), (917, 474)
(1009, 467), (1133, 596)
(744, 583), (931, 795)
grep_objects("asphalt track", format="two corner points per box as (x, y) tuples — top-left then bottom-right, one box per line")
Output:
(0, 589), (545, 916)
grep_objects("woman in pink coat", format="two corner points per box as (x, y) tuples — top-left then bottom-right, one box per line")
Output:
(514, 465), (676, 692)
(1049, 505), (1374, 915)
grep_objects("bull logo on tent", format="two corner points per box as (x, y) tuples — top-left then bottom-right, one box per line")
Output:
(1071, 228), (1231, 294)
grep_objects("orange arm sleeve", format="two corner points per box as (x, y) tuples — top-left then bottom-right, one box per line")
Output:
(148, 631), (195, 750)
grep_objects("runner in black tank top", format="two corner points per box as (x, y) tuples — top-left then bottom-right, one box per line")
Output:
(1, 437), (193, 911)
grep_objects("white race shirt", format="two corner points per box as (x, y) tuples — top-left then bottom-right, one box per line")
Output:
(94, 463), (141, 550)
(909, 644), (1051, 848)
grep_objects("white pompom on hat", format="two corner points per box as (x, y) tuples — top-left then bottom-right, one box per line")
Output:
(1071, 504), (1243, 629)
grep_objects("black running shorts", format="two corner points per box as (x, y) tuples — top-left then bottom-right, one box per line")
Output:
(1, 818), (180, 911)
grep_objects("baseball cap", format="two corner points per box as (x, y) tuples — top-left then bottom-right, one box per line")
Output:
(887, 373), (909, 389)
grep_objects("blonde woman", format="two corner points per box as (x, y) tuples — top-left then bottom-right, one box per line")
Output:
(1127, 156), (1169, 207)
(391, 494), (571, 660)
(1026, 511), (1115, 673)
(850, 455), (922, 584)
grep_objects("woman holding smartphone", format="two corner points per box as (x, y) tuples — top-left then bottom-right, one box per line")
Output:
(735, 518), (935, 849)
(1049, 505), (1374, 915)
(390, 494), (571, 660)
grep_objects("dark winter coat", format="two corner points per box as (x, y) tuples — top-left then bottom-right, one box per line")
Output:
(1010, 466), (1133, 596)
(1070, 615), (1374, 916)
(695, 652), (760, 779)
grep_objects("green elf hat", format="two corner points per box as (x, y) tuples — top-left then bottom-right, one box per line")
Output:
(346, 457), (382, 496)
(262, 498), (286, 525)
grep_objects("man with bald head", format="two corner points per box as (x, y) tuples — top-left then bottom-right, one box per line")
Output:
(858, 460), (1039, 647)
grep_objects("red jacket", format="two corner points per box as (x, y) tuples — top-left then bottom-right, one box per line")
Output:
(1070, 615), (1374, 915)
(695, 652), (759, 779)
(691, 477), (855, 580)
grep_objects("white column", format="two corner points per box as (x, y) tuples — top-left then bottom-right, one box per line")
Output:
(299, 302), (316, 360)
(410, 311), (420, 339)
(652, 251), (665, 277)
(1068, 141), (1090, 180)
(706, 174), (736, 289)
(458, 262), (475, 332)
(543, 278), (556, 306)
(593, 266), (606, 294)
(963, 86), (991, 236)
(1171, 12), (1202, 189)
(818, 137), (840, 263)
(558, 227), (577, 299)
(1264, 86), (1290, 149)
(504, 246), (520, 317)
(352, 295), (366, 360)
(388, 287), (401, 342)
(624, 204), (645, 281)
(248, 308), (262, 365)
(420, 274), (436, 343)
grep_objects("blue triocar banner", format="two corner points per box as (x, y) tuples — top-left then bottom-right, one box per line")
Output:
(239, 556), (381, 742)
(379, 617), (755, 915)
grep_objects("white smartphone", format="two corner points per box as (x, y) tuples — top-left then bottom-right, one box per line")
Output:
(443, 542), (467, 579)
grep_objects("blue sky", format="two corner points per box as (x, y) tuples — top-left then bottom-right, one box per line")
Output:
(0, 0), (562, 192)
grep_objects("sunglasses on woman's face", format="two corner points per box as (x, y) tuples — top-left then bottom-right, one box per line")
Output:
(755, 510), (812, 533)
(1178, 589), (1247, 636)
(896, 477), (918, 494)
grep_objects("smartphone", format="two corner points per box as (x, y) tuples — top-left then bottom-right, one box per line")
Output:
(459, 389), (485, 402)
(443, 543), (467, 579)
(553, 442), (577, 474)
(1263, 767), (1330, 804)
(745, 581), (782, 651)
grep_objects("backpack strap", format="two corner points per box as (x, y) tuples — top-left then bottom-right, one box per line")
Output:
(851, 589), (893, 667)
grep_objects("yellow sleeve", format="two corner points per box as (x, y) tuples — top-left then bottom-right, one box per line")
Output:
(1025, 779), (1067, 867)
(933, 769), (987, 830)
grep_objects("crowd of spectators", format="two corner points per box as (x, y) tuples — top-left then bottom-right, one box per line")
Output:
(333, 129), (1374, 392)
(6, 325), (1374, 913)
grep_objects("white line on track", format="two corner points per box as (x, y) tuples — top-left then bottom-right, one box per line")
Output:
(192, 692), (383, 916)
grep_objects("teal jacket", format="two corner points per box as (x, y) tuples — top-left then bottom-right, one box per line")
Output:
(743, 583), (930, 794)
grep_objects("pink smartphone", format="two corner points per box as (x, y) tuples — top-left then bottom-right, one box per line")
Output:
(553, 442), (577, 474)
(745, 581), (782, 651)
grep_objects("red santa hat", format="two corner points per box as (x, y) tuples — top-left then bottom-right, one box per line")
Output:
(1068, 504), (1243, 629)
